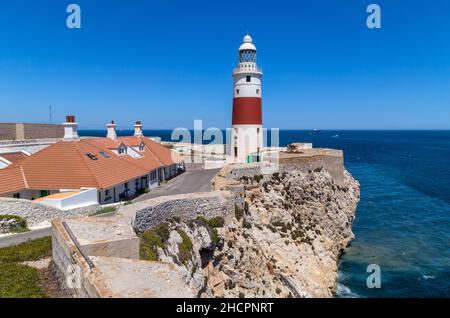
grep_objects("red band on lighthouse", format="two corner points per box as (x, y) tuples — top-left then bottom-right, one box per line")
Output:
(232, 97), (262, 125)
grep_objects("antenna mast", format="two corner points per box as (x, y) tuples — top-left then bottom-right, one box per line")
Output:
(49, 105), (53, 124)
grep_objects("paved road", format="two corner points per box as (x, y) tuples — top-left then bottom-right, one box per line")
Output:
(0, 227), (51, 248)
(133, 169), (220, 202)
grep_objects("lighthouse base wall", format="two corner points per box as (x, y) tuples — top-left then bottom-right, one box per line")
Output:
(231, 125), (263, 163)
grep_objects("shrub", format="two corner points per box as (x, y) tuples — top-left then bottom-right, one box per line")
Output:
(206, 216), (224, 228)
(0, 215), (28, 233)
(154, 223), (171, 243)
(235, 205), (244, 221)
(140, 225), (171, 262)
(177, 229), (193, 265)
(211, 228), (220, 244)
(242, 220), (252, 229)
(0, 236), (52, 263)
(253, 175), (263, 183)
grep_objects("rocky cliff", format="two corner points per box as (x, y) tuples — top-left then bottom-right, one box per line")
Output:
(142, 168), (360, 298)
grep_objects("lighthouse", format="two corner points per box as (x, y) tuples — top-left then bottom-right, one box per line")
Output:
(230, 34), (264, 163)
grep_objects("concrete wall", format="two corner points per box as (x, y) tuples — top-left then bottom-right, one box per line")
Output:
(52, 219), (101, 298)
(0, 123), (64, 140)
(0, 197), (100, 226)
(40, 189), (98, 211)
(133, 191), (237, 234)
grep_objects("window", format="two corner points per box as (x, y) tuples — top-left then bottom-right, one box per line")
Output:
(256, 89), (260, 95)
(246, 76), (251, 82)
(236, 89), (239, 95)
(13, 193), (20, 199)
(99, 151), (110, 158)
(105, 189), (110, 196)
(150, 170), (157, 181)
(234, 147), (238, 157)
(118, 147), (126, 155)
(85, 153), (98, 160)
(124, 182), (129, 190)
(135, 179), (139, 187)
(139, 143), (145, 151)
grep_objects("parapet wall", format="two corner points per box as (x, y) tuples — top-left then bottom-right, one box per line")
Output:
(52, 219), (101, 298)
(221, 148), (345, 185)
(133, 191), (238, 234)
(0, 197), (100, 226)
(0, 123), (64, 140)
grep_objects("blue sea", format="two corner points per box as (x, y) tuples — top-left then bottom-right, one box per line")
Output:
(80, 129), (450, 297)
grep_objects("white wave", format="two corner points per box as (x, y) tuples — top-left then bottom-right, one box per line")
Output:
(336, 282), (360, 298)
(419, 275), (435, 280)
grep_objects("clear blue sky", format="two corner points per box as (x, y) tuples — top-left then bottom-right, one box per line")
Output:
(0, 0), (449, 129)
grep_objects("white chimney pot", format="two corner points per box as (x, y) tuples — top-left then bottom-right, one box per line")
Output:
(107, 121), (117, 140)
(63, 115), (79, 141)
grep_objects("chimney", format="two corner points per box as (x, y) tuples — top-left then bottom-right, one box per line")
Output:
(106, 120), (117, 140)
(63, 115), (79, 141)
(134, 121), (143, 136)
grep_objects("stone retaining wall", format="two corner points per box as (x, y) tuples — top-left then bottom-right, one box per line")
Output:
(0, 197), (100, 226)
(133, 191), (236, 234)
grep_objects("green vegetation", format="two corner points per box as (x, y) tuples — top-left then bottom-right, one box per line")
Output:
(177, 229), (193, 265)
(0, 215), (29, 233)
(242, 220), (252, 229)
(196, 216), (224, 229)
(253, 175), (263, 183)
(123, 201), (133, 206)
(139, 223), (171, 261)
(0, 236), (52, 263)
(210, 228), (220, 244)
(0, 263), (46, 298)
(0, 236), (52, 298)
(90, 206), (117, 216)
(194, 216), (223, 244)
(235, 205), (244, 221)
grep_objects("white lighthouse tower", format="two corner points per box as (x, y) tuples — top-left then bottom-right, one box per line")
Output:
(230, 34), (264, 163)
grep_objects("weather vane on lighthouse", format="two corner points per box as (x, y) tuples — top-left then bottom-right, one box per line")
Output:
(230, 33), (264, 163)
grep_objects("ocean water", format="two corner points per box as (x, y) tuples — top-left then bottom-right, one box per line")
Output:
(79, 129), (450, 297)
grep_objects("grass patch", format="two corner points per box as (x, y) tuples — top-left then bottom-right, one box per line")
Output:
(177, 229), (193, 265)
(0, 215), (29, 233)
(90, 206), (117, 216)
(0, 236), (52, 263)
(0, 263), (46, 298)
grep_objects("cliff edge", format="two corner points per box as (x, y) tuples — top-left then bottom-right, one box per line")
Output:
(145, 167), (360, 298)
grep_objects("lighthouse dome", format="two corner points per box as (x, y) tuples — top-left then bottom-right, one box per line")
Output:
(239, 34), (256, 51)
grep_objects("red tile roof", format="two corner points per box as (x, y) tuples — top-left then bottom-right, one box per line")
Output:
(0, 152), (29, 164)
(0, 136), (182, 195)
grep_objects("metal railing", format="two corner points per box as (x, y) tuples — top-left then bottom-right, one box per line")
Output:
(62, 221), (95, 271)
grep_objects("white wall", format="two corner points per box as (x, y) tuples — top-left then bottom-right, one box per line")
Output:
(231, 125), (263, 163)
(40, 188), (98, 210)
